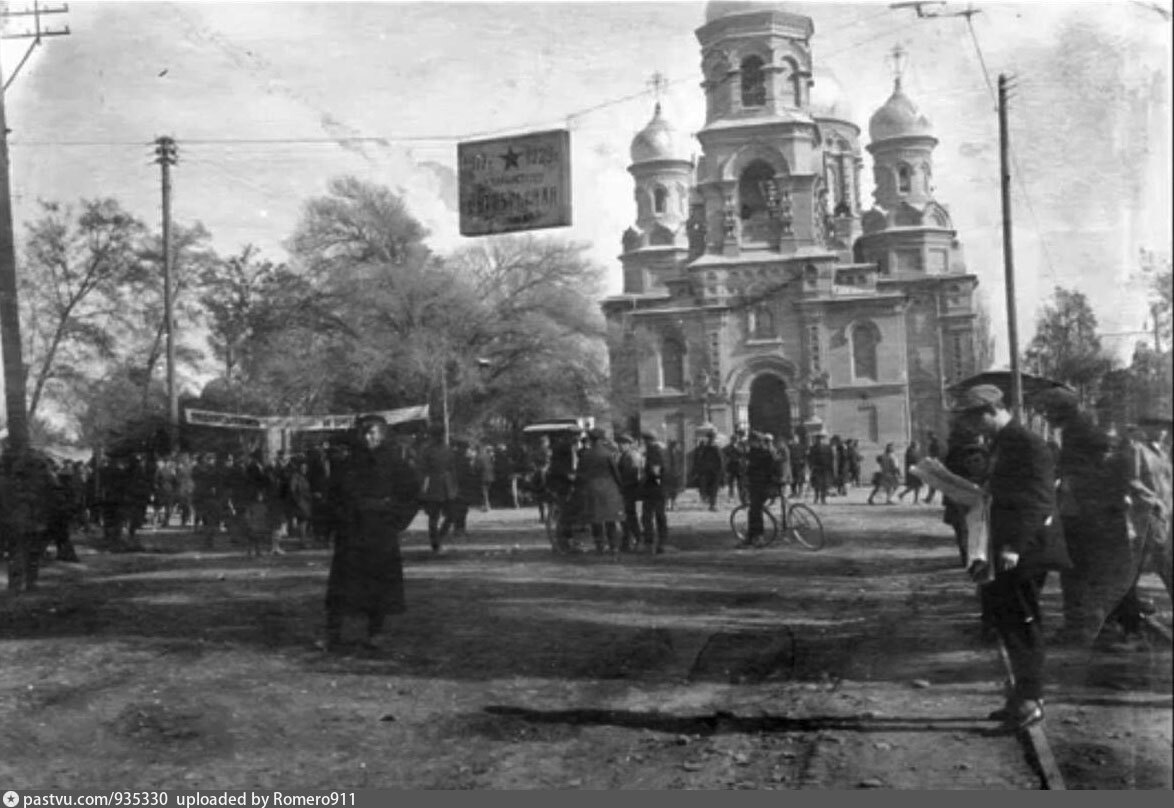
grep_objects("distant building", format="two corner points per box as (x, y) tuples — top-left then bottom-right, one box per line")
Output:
(603, 1), (980, 453)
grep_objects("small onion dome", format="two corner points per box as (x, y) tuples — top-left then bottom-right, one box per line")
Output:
(630, 103), (690, 164)
(868, 81), (933, 143)
(809, 68), (853, 123)
(704, 1), (792, 22)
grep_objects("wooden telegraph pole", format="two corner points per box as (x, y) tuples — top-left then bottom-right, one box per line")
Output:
(998, 74), (1024, 420)
(0, 3), (70, 594)
(0, 3), (70, 451)
(154, 136), (179, 449)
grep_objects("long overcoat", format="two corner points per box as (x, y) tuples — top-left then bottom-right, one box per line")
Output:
(418, 443), (458, 503)
(987, 419), (1070, 572)
(325, 443), (420, 618)
(573, 442), (624, 524)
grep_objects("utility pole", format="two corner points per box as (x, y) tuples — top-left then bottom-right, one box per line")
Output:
(998, 74), (1024, 420)
(154, 136), (179, 449)
(0, 3), (70, 453)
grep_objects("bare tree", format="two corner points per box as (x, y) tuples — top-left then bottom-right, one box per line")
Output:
(18, 199), (146, 421)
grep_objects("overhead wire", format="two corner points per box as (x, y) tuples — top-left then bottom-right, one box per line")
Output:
(962, 11), (1061, 287)
(9, 7), (922, 152)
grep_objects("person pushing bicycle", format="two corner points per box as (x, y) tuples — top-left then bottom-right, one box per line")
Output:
(740, 431), (781, 548)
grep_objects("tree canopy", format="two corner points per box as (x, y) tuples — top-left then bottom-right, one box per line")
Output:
(14, 177), (615, 447)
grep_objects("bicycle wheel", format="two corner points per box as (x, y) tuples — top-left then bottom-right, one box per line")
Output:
(730, 504), (779, 546)
(786, 503), (825, 550)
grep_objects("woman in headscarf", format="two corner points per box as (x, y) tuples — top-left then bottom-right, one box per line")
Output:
(324, 414), (420, 651)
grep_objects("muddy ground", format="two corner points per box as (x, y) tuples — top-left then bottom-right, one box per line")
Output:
(1, 487), (1170, 790)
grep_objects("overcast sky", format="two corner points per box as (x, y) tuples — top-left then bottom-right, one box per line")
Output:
(3, 0), (1171, 376)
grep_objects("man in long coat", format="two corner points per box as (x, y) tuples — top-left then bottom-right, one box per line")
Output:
(954, 385), (1069, 731)
(324, 414), (420, 651)
(692, 432), (724, 512)
(417, 424), (457, 553)
(806, 432), (836, 505)
(574, 427), (625, 554)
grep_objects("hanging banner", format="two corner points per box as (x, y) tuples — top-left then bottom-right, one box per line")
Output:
(458, 128), (572, 236)
(183, 404), (430, 431)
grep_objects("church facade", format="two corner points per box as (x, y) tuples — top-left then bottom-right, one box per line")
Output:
(602, 2), (980, 454)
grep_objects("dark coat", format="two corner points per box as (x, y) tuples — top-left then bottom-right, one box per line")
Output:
(692, 443), (724, 480)
(418, 443), (457, 502)
(573, 442), (624, 523)
(807, 442), (836, 486)
(325, 444), (420, 618)
(988, 419), (1070, 572)
(746, 445), (778, 491)
(642, 441), (666, 497)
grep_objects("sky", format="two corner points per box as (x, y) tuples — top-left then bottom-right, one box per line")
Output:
(2, 0), (1171, 391)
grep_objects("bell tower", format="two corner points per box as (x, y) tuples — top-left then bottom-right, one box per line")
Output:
(693, 3), (827, 256)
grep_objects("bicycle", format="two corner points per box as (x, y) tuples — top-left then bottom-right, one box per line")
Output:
(729, 491), (825, 550)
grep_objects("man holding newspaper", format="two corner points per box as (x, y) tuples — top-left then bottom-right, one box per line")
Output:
(917, 385), (1070, 732)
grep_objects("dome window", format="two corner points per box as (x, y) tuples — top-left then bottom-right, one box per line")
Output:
(741, 56), (766, 108)
(654, 185), (668, 215)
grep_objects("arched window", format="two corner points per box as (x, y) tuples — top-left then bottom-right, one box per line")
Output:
(741, 56), (766, 108)
(653, 185), (668, 215)
(851, 321), (880, 381)
(738, 160), (776, 220)
(661, 338), (685, 390)
(749, 304), (776, 339)
(898, 164), (912, 194)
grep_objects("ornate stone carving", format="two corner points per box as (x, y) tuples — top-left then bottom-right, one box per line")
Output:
(778, 188), (793, 236)
(687, 205), (707, 258)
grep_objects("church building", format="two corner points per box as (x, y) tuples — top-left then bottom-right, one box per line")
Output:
(602, 1), (980, 454)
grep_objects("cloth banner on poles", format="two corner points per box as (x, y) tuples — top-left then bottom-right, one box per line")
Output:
(183, 404), (430, 432)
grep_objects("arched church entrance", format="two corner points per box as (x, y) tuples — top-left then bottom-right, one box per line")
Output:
(748, 374), (792, 440)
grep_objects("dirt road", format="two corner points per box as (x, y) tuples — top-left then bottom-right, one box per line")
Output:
(1, 488), (1169, 789)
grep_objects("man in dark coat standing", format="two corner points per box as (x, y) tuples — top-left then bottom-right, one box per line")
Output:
(953, 385), (1069, 731)
(417, 424), (457, 553)
(742, 432), (779, 547)
(324, 414), (420, 652)
(806, 432), (835, 505)
(616, 434), (644, 552)
(640, 431), (669, 554)
(692, 432), (724, 512)
(574, 427), (625, 555)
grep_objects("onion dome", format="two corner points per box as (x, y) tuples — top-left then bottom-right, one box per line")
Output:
(868, 80), (933, 142)
(704, 1), (792, 22)
(630, 103), (691, 164)
(809, 68), (853, 123)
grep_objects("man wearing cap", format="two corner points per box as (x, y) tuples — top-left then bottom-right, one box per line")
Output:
(324, 414), (421, 652)
(806, 431), (835, 506)
(692, 431), (725, 512)
(953, 384), (1069, 731)
(640, 431), (669, 553)
(742, 432), (779, 547)
(616, 434), (645, 552)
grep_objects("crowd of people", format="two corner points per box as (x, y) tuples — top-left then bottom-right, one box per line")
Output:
(2, 399), (1169, 685)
